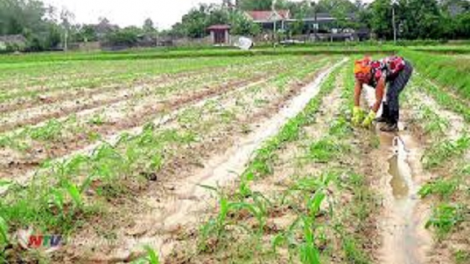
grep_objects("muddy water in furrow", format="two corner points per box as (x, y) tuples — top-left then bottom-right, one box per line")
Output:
(379, 131), (432, 264)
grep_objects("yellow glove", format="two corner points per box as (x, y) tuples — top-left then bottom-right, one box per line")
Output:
(362, 110), (376, 128)
(352, 106), (365, 126)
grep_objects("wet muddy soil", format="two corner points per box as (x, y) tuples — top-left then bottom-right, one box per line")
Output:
(58, 59), (347, 262)
(362, 84), (433, 264)
(378, 132), (432, 264)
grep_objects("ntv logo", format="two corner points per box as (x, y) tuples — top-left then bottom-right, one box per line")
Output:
(19, 235), (65, 249)
(26, 235), (63, 248)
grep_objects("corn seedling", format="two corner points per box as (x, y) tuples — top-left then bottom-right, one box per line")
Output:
(144, 246), (161, 264)
(0, 134), (30, 152)
(328, 116), (352, 137)
(198, 182), (267, 253)
(26, 119), (64, 141)
(88, 114), (106, 126)
(90, 143), (126, 179)
(299, 215), (321, 264)
(130, 246), (161, 264)
(423, 135), (470, 169)
(411, 75), (470, 123)
(305, 137), (346, 163)
(414, 105), (449, 137)
(419, 178), (459, 200)
(425, 203), (466, 238)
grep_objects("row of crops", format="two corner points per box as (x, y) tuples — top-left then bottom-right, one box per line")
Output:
(0, 48), (469, 263)
(0, 54), (341, 262)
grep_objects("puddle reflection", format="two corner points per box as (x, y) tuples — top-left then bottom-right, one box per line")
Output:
(389, 154), (410, 199)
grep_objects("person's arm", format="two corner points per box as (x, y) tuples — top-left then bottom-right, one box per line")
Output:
(354, 80), (363, 107)
(372, 76), (386, 112)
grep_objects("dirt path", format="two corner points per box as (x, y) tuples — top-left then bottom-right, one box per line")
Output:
(57, 58), (348, 263)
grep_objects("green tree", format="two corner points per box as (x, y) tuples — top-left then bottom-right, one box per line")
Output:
(283, 1), (313, 35)
(398, 0), (442, 39)
(370, 0), (393, 39)
(316, 0), (356, 13)
(238, 0), (288, 11)
(179, 4), (214, 38)
(315, 0), (359, 32)
(75, 24), (98, 42)
(438, 0), (470, 39)
(105, 26), (141, 46)
(0, 0), (63, 50)
(143, 18), (156, 33)
(170, 4), (231, 38)
(230, 10), (261, 36)
(454, 12), (470, 38)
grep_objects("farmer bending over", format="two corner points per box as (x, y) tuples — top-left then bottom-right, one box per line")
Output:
(352, 55), (413, 132)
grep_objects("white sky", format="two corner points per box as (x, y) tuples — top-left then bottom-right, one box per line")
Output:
(43, 0), (372, 29)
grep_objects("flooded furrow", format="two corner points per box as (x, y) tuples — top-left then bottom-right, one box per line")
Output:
(362, 85), (432, 264)
(380, 133), (431, 264)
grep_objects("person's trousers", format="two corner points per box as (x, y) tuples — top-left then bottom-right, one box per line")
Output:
(386, 61), (413, 124)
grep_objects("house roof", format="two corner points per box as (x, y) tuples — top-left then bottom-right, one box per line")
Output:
(0, 35), (26, 44)
(207, 24), (231, 30)
(246, 10), (290, 21)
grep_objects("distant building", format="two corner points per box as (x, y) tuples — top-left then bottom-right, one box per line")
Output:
(244, 10), (369, 41)
(0, 35), (27, 51)
(287, 12), (362, 41)
(208, 24), (231, 45)
(245, 10), (291, 31)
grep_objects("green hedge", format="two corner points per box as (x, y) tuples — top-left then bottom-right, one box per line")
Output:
(0, 47), (397, 64)
(401, 50), (470, 100)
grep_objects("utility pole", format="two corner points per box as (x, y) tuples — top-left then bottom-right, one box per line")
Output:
(60, 8), (74, 52)
(312, 1), (317, 42)
(64, 30), (69, 51)
(272, 0), (277, 42)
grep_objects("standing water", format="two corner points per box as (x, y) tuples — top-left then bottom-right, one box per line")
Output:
(379, 133), (431, 264)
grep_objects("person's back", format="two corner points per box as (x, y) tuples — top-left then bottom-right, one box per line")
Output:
(352, 55), (414, 132)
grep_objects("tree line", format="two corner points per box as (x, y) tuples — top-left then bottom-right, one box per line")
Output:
(175, 0), (469, 40)
(0, 0), (158, 51)
(0, 0), (468, 52)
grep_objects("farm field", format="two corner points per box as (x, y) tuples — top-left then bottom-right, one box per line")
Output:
(0, 49), (469, 264)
